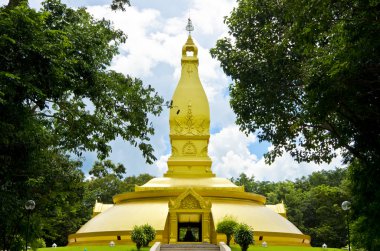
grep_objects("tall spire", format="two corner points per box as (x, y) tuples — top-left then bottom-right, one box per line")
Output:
(186, 18), (194, 35)
(165, 20), (214, 178)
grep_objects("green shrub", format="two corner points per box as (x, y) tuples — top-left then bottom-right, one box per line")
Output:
(233, 223), (254, 251)
(142, 224), (156, 247)
(31, 238), (46, 251)
(216, 216), (238, 246)
(131, 225), (146, 251)
(10, 235), (24, 251)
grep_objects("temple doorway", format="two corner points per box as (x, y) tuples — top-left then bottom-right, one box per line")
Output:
(178, 222), (202, 242)
(168, 189), (212, 244)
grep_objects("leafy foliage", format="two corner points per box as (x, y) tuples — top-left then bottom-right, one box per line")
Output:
(216, 216), (238, 246)
(1, 0), (163, 163)
(231, 169), (349, 248)
(0, 148), (88, 249)
(131, 224), (155, 249)
(131, 225), (146, 251)
(233, 223), (254, 251)
(124, 174), (154, 192)
(33, 152), (87, 247)
(211, 0), (380, 166)
(89, 160), (126, 179)
(212, 1), (379, 249)
(142, 224), (156, 247)
(31, 238), (46, 251)
(0, 0), (162, 249)
(348, 160), (380, 251)
(110, 0), (130, 11)
(84, 171), (154, 207)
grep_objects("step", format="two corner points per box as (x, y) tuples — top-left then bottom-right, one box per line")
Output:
(160, 243), (219, 251)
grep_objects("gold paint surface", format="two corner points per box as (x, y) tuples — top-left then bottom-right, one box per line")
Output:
(167, 36), (213, 178)
(70, 35), (310, 247)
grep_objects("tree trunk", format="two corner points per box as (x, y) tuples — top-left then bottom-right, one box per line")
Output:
(226, 235), (231, 246)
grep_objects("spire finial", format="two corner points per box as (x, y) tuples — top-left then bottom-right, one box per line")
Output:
(186, 18), (194, 35)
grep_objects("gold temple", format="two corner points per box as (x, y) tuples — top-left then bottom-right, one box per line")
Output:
(68, 30), (310, 247)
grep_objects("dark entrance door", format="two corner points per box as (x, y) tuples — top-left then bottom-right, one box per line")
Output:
(178, 222), (202, 242)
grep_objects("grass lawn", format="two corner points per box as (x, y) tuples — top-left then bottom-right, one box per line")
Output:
(38, 245), (342, 251)
(230, 244), (341, 251)
(38, 245), (149, 251)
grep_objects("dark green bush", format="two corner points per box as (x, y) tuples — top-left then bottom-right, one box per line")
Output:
(131, 225), (146, 251)
(216, 216), (238, 246)
(142, 224), (156, 247)
(233, 223), (254, 251)
(32, 238), (46, 251)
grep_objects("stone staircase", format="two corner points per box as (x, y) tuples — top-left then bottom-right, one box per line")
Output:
(160, 243), (220, 251)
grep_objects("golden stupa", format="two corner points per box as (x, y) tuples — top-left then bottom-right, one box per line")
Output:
(68, 20), (310, 247)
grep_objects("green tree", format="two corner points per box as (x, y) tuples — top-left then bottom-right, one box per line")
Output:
(131, 225), (146, 251)
(35, 152), (87, 247)
(216, 216), (238, 246)
(84, 160), (127, 205)
(233, 223), (254, 251)
(84, 171), (126, 205)
(83, 172), (155, 209)
(0, 149), (88, 249)
(211, 1), (379, 249)
(1, 0), (163, 163)
(31, 238), (46, 251)
(6, 0), (131, 11)
(230, 173), (257, 192)
(231, 169), (349, 248)
(89, 160), (126, 179)
(124, 173), (155, 192)
(142, 224), (156, 247)
(0, 0), (163, 249)
(302, 185), (347, 247)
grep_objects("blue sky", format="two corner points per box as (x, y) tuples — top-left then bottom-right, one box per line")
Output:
(1, 0), (344, 181)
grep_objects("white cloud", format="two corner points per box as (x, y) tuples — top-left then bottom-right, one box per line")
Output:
(247, 151), (345, 182)
(209, 125), (258, 177)
(2, 0), (345, 182)
(209, 126), (345, 181)
(190, 0), (236, 35)
(155, 154), (169, 175)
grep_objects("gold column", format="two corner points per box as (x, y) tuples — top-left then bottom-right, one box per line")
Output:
(202, 212), (210, 243)
(169, 212), (178, 243)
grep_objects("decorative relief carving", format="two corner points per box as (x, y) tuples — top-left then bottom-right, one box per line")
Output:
(186, 64), (194, 76)
(174, 119), (183, 134)
(173, 104), (207, 135)
(196, 120), (207, 134)
(169, 199), (175, 208)
(171, 146), (178, 157)
(200, 146), (208, 157)
(169, 188), (211, 210)
(180, 195), (201, 209)
(183, 141), (196, 156)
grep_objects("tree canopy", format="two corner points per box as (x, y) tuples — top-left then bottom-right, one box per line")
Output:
(211, 0), (379, 166)
(0, 0), (163, 249)
(1, 0), (163, 163)
(216, 216), (238, 246)
(212, 0), (379, 249)
(231, 169), (349, 248)
(233, 223), (254, 251)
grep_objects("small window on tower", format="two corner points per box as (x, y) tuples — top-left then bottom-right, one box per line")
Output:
(186, 51), (194, 57)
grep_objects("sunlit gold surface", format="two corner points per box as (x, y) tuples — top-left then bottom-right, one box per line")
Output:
(136, 177), (242, 191)
(266, 202), (287, 218)
(166, 35), (214, 178)
(92, 201), (114, 217)
(69, 35), (310, 247)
